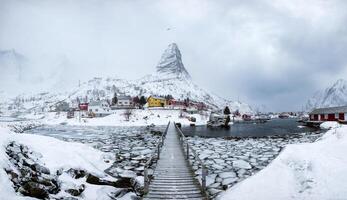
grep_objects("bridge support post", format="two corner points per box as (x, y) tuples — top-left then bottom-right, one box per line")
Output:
(144, 167), (149, 194)
(201, 166), (207, 192)
(186, 143), (189, 159)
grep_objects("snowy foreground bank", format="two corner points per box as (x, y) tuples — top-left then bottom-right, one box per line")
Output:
(218, 124), (347, 200)
(0, 127), (139, 200)
(24, 109), (208, 127)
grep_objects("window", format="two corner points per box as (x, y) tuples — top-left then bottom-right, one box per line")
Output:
(96, 109), (98, 112)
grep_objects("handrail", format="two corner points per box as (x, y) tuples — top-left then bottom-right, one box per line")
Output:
(143, 121), (170, 194)
(174, 122), (209, 199)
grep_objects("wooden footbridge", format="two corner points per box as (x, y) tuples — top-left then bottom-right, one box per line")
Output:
(143, 122), (208, 200)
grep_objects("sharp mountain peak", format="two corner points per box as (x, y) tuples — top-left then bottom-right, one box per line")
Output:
(156, 43), (191, 80)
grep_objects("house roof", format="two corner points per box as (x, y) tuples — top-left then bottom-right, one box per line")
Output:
(310, 106), (347, 114)
(89, 100), (109, 106)
(149, 96), (166, 100)
(118, 95), (132, 101)
(89, 101), (101, 106)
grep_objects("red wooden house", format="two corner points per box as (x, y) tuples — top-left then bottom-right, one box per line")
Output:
(190, 101), (207, 110)
(309, 106), (347, 122)
(78, 103), (89, 111)
(168, 99), (186, 107)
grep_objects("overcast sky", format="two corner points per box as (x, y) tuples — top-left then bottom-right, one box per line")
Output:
(1, 0), (347, 111)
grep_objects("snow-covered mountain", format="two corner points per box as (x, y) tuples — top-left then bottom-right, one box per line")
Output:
(156, 43), (191, 80)
(306, 79), (347, 111)
(1, 43), (253, 114)
(0, 49), (26, 84)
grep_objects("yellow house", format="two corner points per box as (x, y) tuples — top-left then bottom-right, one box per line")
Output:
(147, 96), (167, 107)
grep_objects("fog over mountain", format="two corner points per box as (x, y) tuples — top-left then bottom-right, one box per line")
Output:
(1, 0), (347, 111)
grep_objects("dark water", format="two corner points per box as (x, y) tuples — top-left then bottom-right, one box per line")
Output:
(181, 118), (318, 137)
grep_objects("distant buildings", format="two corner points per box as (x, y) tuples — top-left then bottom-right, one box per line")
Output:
(88, 100), (111, 117)
(117, 95), (133, 107)
(79, 103), (89, 111)
(147, 96), (167, 107)
(53, 101), (70, 112)
(309, 106), (347, 122)
(167, 99), (185, 108)
(65, 94), (207, 119)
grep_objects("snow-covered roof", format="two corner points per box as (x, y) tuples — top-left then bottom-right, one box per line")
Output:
(89, 100), (109, 106)
(310, 106), (347, 114)
(149, 96), (166, 100)
(118, 95), (132, 101)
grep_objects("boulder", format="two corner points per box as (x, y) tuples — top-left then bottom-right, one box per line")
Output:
(21, 182), (49, 199)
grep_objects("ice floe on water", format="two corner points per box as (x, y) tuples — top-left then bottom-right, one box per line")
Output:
(185, 131), (324, 198)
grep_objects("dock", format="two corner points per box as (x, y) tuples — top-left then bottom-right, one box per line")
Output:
(143, 122), (207, 200)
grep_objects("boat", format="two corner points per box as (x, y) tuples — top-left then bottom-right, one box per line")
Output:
(255, 114), (271, 121)
(279, 113), (290, 119)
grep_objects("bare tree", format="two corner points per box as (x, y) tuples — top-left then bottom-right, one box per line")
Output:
(123, 108), (133, 121)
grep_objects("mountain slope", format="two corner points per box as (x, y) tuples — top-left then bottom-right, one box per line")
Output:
(1, 43), (253, 115)
(306, 79), (347, 110)
(0, 50), (27, 91)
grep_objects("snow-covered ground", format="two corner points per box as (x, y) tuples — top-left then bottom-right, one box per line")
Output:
(37, 109), (209, 127)
(0, 127), (140, 200)
(218, 125), (347, 200)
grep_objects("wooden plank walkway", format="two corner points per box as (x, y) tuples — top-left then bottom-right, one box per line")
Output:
(143, 123), (205, 200)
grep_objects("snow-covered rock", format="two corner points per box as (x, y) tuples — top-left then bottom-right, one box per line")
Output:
(306, 79), (347, 111)
(320, 121), (341, 130)
(0, 127), (138, 200)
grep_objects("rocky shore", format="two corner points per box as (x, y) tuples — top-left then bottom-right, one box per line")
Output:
(25, 125), (165, 198)
(186, 132), (324, 198)
(0, 120), (42, 133)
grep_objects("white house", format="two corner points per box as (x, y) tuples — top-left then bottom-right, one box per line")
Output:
(88, 100), (111, 117)
(110, 95), (133, 109)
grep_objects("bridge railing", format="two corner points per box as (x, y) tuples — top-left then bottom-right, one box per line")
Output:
(143, 121), (170, 194)
(174, 122), (209, 198)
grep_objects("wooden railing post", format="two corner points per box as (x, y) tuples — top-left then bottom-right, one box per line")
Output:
(174, 121), (209, 199)
(157, 143), (160, 159)
(143, 122), (170, 197)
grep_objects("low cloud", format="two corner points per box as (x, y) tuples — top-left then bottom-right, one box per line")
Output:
(0, 0), (346, 111)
